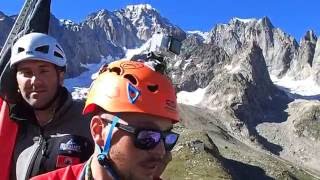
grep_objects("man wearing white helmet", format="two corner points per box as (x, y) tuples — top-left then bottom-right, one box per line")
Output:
(5, 32), (93, 180)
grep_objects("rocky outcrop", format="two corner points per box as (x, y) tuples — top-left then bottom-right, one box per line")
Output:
(83, 9), (142, 49)
(289, 101), (320, 141)
(202, 43), (289, 139)
(287, 30), (317, 79)
(168, 40), (231, 91)
(49, 14), (124, 77)
(0, 11), (14, 50)
(312, 37), (320, 84)
(207, 17), (298, 77)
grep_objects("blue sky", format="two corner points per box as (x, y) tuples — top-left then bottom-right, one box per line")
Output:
(1, 0), (319, 41)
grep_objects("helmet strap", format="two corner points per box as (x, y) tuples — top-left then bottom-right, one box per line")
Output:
(97, 115), (120, 180)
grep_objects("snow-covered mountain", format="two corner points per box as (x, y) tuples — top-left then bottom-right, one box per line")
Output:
(0, 5), (186, 77)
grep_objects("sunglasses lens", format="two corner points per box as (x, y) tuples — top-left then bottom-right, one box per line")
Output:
(164, 133), (179, 151)
(136, 131), (161, 150)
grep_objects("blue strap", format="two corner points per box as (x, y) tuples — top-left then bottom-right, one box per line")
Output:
(96, 115), (120, 180)
(103, 115), (119, 155)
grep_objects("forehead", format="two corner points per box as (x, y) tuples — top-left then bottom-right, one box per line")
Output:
(100, 112), (173, 130)
(16, 59), (54, 70)
(121, 113), (173, 130)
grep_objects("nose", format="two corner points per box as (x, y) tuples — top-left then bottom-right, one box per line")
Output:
(30, 73), (41, 86)
(149, 140), (166, 158)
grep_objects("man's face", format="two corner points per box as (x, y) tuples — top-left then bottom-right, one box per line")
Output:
(104, 113), (173, 180)
(16, 60), (64, 109)
(153, 151), (172, 179)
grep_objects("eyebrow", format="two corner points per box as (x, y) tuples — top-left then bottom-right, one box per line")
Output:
(16, 67), (31, 71)
(17, 64), (51, 70)
(38, 64), (51, 68)
(100, 116), (174, 132)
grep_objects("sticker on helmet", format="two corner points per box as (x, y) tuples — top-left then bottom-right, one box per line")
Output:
(127, 82), (140, 104)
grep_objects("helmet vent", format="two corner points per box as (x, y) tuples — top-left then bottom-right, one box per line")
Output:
(54, 51), (64, 59)
(147, 84), (159, 92)
(18, 47), (25, 53)
(109, 67), (121, 75)
(124, 74), (137, 85)
(35, 45), (49, 54)
(56, 45), (63, 51)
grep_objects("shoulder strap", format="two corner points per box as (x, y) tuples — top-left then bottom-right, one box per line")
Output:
(0, 98), (19, 180)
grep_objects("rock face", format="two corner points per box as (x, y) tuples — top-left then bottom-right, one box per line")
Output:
(168, 34), (231, 92)
(204, 17), (320, 84)
(0, 11), (14, 50)
(172, 37), (289, 148)
(287, 30), (317, 79)
(204, 42), (287, 121)
(49, 14), (124, 77)
(312, 38), (320, 84)
(206, 17), (299, 77)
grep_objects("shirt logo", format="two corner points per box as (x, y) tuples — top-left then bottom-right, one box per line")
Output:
(59, 139), (81, 152)
(56, 155), (80, 168)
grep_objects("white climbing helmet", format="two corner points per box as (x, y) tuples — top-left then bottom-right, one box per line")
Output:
(10, 32), (67, 69)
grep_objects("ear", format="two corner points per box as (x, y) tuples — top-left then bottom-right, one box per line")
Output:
(90, 116), (105, 146)
(58, 71), (64, 86)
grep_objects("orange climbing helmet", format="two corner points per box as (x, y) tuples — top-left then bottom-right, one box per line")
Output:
(83, 59), (179, 123)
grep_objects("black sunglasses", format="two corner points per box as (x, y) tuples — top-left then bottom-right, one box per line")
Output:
(101, 118), (179, 151)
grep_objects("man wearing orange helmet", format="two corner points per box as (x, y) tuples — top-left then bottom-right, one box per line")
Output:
(32, 59), (180, 180)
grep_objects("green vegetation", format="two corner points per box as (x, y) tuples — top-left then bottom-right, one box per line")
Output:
(162, 130), (231, 180)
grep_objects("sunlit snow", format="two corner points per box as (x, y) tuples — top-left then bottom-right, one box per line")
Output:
(187, 30), (209, 41)
(64, 56), (114, 99)
(271, 75), (320, 100)
(177, 88), (207, 106)
(124, 39), (151, 59)
(233, 17), (257, 23)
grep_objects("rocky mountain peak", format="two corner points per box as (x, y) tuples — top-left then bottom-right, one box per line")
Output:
(0, 11), (14, 49)
(0, 11), (12, 22)
(121, 3), (161, 25)
(86, 9), (112, 21)
(228, 16), (274, 30)
(302, 30), (317, 43)
(259, 16), (274, 29)
(0, 11), (6, 18)
(116, 3), (186, 41)
(207, 16), (299, 77)
(286, 30), (318, 80)
(230, 17), (258, 26)
(125, 4), (156, 12)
